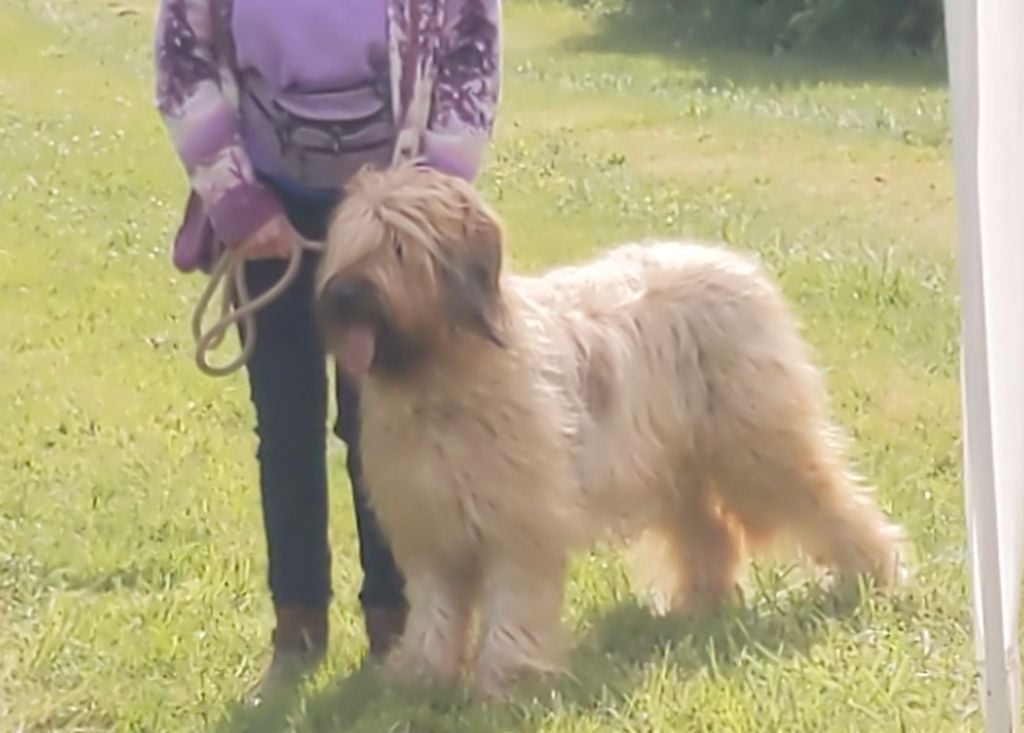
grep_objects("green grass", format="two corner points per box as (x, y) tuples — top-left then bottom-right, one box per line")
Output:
(0, 0), (975, 730)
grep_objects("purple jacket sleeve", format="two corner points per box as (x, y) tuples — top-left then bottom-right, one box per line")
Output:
(422, 0), (501, 181)
(154, 0), (283, 261)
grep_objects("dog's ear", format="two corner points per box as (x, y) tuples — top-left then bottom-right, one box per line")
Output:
(443, 207), (506, 348)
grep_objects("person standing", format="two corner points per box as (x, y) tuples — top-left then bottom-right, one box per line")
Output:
(153, 0), (501, 699)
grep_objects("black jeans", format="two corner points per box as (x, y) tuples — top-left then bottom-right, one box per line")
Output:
(242, 177), (405, 613)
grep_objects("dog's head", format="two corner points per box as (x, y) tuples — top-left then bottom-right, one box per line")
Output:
(315, 162), (506, 381)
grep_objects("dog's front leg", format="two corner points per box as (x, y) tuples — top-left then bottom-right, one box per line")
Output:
(383, 564), (479, 688)
(471, 550), (569, 700)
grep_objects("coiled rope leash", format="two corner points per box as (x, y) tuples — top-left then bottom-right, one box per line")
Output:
(190, 237), (324, 377)
(190, 140), (424, 378)
(190, 1), (431, 378)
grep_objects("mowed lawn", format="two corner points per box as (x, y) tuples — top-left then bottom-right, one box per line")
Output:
(0, 0), (974, 731)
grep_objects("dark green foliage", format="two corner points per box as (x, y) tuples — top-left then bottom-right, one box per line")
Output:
(569, 0), (945, 52)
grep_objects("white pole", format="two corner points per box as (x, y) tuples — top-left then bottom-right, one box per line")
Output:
(944, 0), (1024, 730)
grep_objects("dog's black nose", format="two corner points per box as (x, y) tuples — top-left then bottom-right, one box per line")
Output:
(322, 277), (362, 310)
(319, 276), (377, 323)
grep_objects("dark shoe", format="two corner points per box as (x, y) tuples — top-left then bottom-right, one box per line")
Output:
(363, 604), (408, 661)
(247, 606), (328, 706)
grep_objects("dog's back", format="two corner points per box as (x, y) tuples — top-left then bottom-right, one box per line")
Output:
(506, 238), (902, 607)
(501, 239), (811, 537)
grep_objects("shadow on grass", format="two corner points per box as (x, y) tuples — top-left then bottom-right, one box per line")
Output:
(211, 581), (908, 732)
(565, 4), (948, 91)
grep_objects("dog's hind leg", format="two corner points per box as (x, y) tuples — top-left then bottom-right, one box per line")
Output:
(709, 415), (906, 592)
(471, 550), (569, 700)
(384, 563), (480, 687)
(630, 477), (743, 615)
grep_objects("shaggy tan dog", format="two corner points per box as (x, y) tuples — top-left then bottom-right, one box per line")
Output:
(314, 162), (907, 699)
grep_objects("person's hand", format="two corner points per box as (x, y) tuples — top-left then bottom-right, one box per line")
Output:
(237, 214), (302, 260)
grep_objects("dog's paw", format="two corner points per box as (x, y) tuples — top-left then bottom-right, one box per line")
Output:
(383, 638), (464, 691)
(471, 662), (522, 702)
(471, 641), (566, 702)
(472, 658), (569, 703)
(649, 580), (741, 618)
(382, 645), (427, 687)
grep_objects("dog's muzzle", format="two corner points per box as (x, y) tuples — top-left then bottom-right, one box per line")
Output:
(318, 276), (428, 378)
(317, 277), (384, 380)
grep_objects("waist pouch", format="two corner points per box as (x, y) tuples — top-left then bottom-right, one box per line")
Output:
(240, 73), (396, 191)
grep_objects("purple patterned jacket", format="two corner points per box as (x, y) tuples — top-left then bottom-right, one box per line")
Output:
(154, 0), (502, 273)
